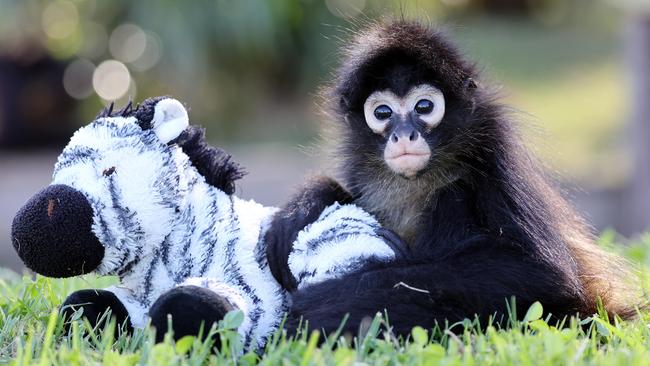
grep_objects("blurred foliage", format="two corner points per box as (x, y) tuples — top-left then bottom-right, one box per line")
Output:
(0, 232), (649, 364)
(0, 0), (632, 185)
(452, 15), (626, 185)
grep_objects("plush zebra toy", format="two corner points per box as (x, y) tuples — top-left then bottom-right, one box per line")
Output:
(11, 97), (403, 350)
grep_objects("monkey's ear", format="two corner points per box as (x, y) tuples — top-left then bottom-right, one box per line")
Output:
(339, 96), (351, 111)
(463, 78), (478, 114)
(463, 77), (478, 92)
(151, 98), (189, 143)
(339, 96), (354, 125)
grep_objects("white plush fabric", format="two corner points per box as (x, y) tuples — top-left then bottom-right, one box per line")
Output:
(49, 98), (397, 350)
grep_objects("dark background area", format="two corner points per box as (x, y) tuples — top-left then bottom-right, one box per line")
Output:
(1, 0), (649, 271)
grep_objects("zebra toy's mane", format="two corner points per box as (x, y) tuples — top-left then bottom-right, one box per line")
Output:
(173, 126), (245, 195)
(97, 98), (246, 195)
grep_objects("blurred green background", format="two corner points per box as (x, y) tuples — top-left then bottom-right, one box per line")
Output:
(0, 0), (630, 170)
(1, 0), (648, 269)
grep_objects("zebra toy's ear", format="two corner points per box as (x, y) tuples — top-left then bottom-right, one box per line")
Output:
(151, 98), (189, 143)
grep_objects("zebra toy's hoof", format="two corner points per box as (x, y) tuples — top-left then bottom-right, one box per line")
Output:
(149, 285), (236, 345)
(61, 289), (132, 336)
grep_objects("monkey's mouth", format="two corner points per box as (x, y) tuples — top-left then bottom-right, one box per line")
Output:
(385, 152), (431, 178)
(387, 152), (429, 158)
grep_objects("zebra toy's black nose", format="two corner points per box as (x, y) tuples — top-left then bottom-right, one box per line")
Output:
(11, 184), (104, 278)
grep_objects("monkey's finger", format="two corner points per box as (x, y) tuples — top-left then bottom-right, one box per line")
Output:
(376, 228), (410, 259)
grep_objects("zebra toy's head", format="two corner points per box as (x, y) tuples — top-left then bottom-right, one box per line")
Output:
(12, 97), (245, 278)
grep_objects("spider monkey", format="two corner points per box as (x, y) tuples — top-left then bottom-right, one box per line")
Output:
(265, 20), (642, 337)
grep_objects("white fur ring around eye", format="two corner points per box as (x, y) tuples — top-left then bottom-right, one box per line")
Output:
(364, 90), (400, 134)
(407, 84), (446, 129)
(421, 92), (445, 128)
(152, 98), (189, 143)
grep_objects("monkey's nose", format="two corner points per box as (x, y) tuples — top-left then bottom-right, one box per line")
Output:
(11, 184), (104, 278)
(390, 128), (420, 143)
(408, 130), (418, 141)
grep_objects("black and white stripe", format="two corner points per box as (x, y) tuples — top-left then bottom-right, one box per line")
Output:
(49, 102), (397, 350)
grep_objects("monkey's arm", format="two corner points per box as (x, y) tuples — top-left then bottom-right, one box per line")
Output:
(265, 176), (354, 290)
(284, 241), (582, 337)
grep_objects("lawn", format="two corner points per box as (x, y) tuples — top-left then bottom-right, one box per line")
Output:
(0, 233), (648, 365)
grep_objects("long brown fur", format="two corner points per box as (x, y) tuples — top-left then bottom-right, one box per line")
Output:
(320, 20), (644, 320)
(265, 20), (644, 337)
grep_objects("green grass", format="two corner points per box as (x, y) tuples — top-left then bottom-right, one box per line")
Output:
(0, 234), (648, 365)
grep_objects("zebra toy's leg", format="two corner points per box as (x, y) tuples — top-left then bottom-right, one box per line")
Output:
(149, 279), (247, 345)
(149, 286), (235, 344)
(148, 203), (405, 349)
(61, 289), (133, 335)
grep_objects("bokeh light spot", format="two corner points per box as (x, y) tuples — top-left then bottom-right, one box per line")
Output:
(63, 59), (95, 99)
(109, 24), (147, 63)
(92, 60), (131, 100)
(130, 31), (162, 72)
(41, 1), (79, 40)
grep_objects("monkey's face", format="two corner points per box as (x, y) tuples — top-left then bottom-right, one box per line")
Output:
(334, 22), (481, 186)
(362, 84), (445, 178)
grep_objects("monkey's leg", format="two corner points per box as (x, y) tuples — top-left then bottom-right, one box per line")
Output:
(284, 243), (582, 339)
(265, 175), (353, 290)
(61, 289), (133, 336)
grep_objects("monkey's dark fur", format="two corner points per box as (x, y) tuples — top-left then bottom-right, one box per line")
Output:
(266, 20), (642, 337)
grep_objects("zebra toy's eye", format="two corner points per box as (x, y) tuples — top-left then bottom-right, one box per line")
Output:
(102, 167), (116, 176)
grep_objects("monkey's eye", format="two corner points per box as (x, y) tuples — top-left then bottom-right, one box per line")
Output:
(373, 105), (392, 120)
(415, 99), (434, 114)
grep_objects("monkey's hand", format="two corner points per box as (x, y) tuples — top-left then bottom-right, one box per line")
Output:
(376, 228), (410, 259)
(265, 176), (353, 291)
